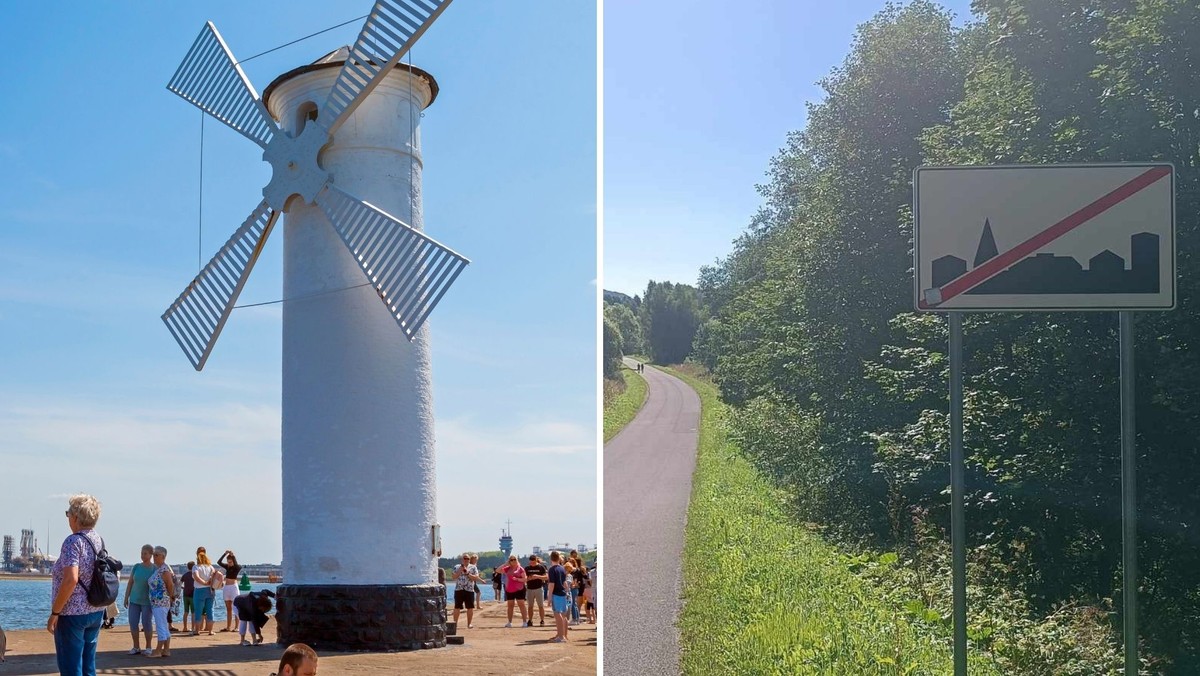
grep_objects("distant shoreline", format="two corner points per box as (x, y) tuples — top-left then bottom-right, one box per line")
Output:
(0, 573), (281, 583)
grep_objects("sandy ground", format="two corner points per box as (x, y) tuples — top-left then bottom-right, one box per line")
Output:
(0, 600), (596, 675)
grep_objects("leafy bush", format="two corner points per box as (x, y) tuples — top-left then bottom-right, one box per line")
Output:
(695, 0), (1200, 670)
(680, 369), (1129, 674)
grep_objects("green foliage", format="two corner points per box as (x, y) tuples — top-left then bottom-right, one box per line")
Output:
(439, 550), (508, 572)
(440, 549), (596, 583)
(603, 289), (640, 310)
(677, 369), (998, 675)
(696, 0), (1200, 671)
(603, 365), (647, 442)
(678, 368), (1125, 675)
(640, 280), (704, 364)
(605, 301), (645, 356)
(602, 314), (623, 380)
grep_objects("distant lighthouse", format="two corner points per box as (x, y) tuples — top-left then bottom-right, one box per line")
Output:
(499, 520), (514, 556)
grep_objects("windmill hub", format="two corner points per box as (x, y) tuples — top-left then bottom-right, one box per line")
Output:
(262, 123), (331, 211)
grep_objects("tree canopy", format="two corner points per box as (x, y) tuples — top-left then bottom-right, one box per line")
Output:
(696, 1), (1200, 671)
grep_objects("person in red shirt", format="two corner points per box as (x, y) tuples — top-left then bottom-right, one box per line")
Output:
(496, 555), (529, 628)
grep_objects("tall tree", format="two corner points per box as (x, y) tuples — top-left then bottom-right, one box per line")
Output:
(640, 281), (704, 365)
(697, 0), (1200, 670)
(605, 302), (645, 356)
(702, 0), (968, 535)
(602, 315), (623, 380)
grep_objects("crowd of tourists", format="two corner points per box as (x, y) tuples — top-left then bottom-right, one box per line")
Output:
(47, 494), (276, 675)
(451, 548), (597, 643)
(112, 542), (270, 655)
(48, 492), (593, 674)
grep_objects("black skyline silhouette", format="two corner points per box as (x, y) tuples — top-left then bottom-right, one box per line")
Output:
(931, 220), (1160, 295)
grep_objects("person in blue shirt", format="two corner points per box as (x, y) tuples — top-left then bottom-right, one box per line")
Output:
(123, 544), (156, 656)
(546, 551), (570, 643)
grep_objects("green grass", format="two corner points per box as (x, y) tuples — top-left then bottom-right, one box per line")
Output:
(603, 365), (648, 442)
(673, 368), (998, 676)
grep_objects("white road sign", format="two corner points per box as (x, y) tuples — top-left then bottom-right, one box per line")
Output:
(914, 163), (1175, 311)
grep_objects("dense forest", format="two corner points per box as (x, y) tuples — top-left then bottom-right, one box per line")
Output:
(673, 0), (1199, 671)
(603, 282), (704, 379)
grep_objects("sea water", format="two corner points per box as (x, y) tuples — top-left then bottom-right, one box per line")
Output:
(0, 579), (495, 630)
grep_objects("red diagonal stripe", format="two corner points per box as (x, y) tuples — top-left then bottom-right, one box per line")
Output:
(931, 165), (1171, 305)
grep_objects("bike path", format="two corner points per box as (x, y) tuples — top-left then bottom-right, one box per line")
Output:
(603, 359), (701, 676)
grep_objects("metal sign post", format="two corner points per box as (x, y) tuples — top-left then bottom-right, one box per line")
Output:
(949, 312), (967, 676)
(1119, 311), (1138, 675)
(913, 163), (1173, 675)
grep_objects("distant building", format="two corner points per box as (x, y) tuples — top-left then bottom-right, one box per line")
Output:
(530, 542), (591, 557)
(2, 535), (14, 571)
(499, 520), (514, 557)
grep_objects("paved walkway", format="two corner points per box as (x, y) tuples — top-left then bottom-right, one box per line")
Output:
(603, 359), (701, 675)
(0, 600), (595, 675)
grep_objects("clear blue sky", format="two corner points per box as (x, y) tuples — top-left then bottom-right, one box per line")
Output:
(0, 1), (596, 565)
(604, 0), (973, 298)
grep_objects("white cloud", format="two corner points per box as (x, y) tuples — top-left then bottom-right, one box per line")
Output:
(3, 400), (597, 563)
(433, 414), (597, 554)
(436, 416), (595, 458)
(0, 394), (283, 563)
(1, 397), (279, 465)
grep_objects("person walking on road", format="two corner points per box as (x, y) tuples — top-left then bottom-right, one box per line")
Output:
(497, 555), (529, 628)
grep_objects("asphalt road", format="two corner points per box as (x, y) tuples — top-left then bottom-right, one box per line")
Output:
(603, 359), (701, 676)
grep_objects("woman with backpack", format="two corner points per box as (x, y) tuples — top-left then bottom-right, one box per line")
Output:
(47, 494), (109, 676)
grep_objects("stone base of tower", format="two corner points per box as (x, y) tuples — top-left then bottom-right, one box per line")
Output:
(275, 584), (447, 651)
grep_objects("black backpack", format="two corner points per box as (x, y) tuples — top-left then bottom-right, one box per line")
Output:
(74, 533), (123, 607)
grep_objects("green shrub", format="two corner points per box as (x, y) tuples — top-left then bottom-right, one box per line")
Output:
(676, 367), (1127, 674)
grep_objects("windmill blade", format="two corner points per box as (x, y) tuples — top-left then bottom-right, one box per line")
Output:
(162, 201), (280, 370)
(167, 22), (279, 149)
(318, 0), (453, 136)
(315, 184), (468, 340)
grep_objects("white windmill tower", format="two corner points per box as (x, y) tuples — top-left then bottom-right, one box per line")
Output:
(162, 0), (466, 650)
